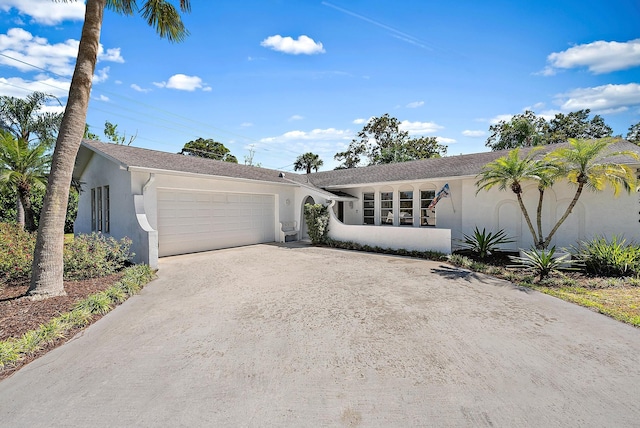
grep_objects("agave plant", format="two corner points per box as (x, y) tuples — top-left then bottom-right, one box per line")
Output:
(460, 226), (514, 259)
(508, 246), (571, 281)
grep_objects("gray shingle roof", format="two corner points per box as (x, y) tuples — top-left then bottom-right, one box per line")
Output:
(307, 140), (640, 188)
(81, 139), (640, 190)
(81, 140), (306, 185)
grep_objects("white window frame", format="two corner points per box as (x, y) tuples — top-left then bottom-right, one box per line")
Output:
(420, 189), (436, 227)
(380, 191), (393, 226)
(399, 190), (413, 226)
(363, 192), (375, 225)
(91, 186), (110, 233)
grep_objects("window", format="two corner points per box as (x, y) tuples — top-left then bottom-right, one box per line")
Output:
(96, 187), (103, 232)
(91, 188), (96, 231)
(399, 190), (413, 225)
(420, 190), (436, 227)
(363, 192), (374, 225)
(380, 191), (393, 225)
(104, 186), (110, 233)
(91, 186), (110, 233)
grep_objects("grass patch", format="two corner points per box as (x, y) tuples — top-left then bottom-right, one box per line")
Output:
(532, 284), (640, 327)
(0, 264), (154, 370)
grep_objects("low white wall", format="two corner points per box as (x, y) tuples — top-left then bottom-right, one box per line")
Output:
(326, 203), (451, 254)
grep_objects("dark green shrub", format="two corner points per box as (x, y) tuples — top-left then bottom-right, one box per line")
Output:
(63, 233), (134, 280)
(0, 223), (35, 283)
(574, 235), (640, 277)
(303, 203), (329, 244)
(460, 226), (514, 259)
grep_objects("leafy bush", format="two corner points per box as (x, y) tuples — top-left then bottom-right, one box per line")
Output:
(0, 225), (134, 283)
(573, 235), (640, 277)
(459, 227), (514, 259)
(0, 223), (35, 283)
(325, 238), (448, 261)
(303, 203), (330, 244)
(63, 233), (134, 280)
(508, 246), (571, 281)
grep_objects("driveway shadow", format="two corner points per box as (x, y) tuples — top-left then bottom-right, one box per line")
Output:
(431, 264), (533, 293)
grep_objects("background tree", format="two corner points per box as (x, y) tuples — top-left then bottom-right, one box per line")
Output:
(84, 124), (99, 140)
(0, 92), (63, 148)
(103, 120), (137, 145)
(0, 131), (51, 231)
(30, 0), (191, 299)
(180, 138), (238, 163)
(485, 111), (549, 151)
(294, 152), (323, 173)
(335, 114), (446, 168)
(547, 110), (612, 144)
(627, 121), (640, 145)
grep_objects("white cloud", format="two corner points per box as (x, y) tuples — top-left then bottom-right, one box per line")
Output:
(0, 76), (69, 98)
(353, 118), (368, 124)
(488, 114), (514, 125)
(98, 46), (124, 63)
(399, 120), (443, 135)
(260, 127), (351, 143)
(93, 67), (109, 83)
(436, 137), (456, 144)
(153, 74), (212, 91)
(462, 130), (486, 137)
(0, 0), (85, 25)
(95, 94), (110, 102)
(545, 39), (640, 74)
(0, 28), (124, 77)
(288, 115), (304, 121)
(131, 83), (151, 93)
(37, 104), (64, 115)
(555, 83), (640, 112)
(406, 101), (424, 108)
(240, 122), (253, 127)
(260, 35), (325, 55)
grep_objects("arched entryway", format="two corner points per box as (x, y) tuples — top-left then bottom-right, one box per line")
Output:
(300, 195), (315, 240)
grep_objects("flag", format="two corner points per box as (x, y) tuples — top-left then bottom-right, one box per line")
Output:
(428, 183), (450, 209)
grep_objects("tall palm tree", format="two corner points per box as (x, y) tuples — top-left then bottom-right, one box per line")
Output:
(29, 0), (191, 299)
(0, 132), (50, 231)
(294, 152), (324, 174)
(475, 148), (547, 248)
(541, 138), (638, 248)
(0, 91), (63, 148)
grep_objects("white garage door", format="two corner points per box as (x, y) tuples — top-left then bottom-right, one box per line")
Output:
(157, 190), (276, 257)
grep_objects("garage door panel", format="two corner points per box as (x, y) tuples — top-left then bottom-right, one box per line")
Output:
(158, 190), (275, 257)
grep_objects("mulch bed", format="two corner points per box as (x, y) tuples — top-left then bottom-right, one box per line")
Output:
(0, 274), (123, 380)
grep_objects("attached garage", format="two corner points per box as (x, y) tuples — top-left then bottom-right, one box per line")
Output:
(157, 189), (276, 257)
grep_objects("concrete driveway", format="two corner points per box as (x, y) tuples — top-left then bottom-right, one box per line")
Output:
(1, 244), (639, 427)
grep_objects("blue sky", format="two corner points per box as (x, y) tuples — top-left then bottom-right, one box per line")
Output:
(1, 0), (639, 171)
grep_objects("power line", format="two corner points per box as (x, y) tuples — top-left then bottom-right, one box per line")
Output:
(0, 52), (321, 163)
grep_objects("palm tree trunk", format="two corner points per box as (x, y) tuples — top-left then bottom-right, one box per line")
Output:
(536, 188), (544, 249)
(17, 187), (36, 232)
(542, 183), (584, 249)
(15, 198), (24, 229)
(516, 192), (539, 248)
(28, 0), (106, 299)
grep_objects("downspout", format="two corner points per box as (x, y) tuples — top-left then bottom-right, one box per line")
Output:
(142, 173), (155, 195)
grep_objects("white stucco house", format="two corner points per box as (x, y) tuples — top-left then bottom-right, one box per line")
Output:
(73, 140), (640, 269)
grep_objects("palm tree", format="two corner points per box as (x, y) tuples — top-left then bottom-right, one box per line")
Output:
(475, 147), (547, 248)
(29, 0), (191, 299)
(0, 132), (50, 231)
(0, 92), (63, 148)
(294, 152), (324, 174)
(541, 138), (638, 248)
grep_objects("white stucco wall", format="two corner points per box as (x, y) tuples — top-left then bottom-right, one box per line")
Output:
(328, 171), (640, 253)
(461, 172), (640, 251)
(75, 154), (158, 268)
(327, 202), (452, 254)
